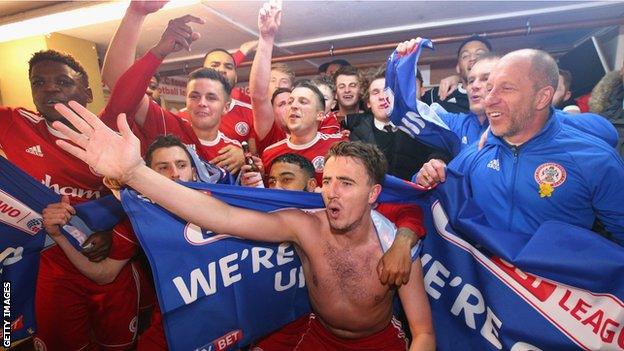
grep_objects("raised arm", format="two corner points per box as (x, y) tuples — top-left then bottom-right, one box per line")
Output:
(101, 14), (204, 129)
(101, 1), (167, 89)
(53, 102), (306, 245)
(232, 40), (258, 66)
(250, 0), (282, 140)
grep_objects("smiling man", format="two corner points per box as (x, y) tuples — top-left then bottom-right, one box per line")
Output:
(333, 65), (363, 122)
(415, 49), (624, 243)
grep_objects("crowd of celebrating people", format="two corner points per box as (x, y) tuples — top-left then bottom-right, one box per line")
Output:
(1, 1), (623, 350)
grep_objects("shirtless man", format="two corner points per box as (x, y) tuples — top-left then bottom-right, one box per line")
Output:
(51, 100), (435, 349)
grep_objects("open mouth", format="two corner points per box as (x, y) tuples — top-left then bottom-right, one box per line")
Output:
(487, 111), (502, 119)
(46, 98), (67, 106)
(327, 204), (341, 219)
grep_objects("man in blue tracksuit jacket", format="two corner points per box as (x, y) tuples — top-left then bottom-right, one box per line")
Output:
(430, 54), (618, 152)
(415, 49), (624, 244)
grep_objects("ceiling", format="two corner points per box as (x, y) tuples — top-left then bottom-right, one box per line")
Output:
(1, 1), (623, 82)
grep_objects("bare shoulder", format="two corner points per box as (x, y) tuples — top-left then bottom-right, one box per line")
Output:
(274, 208), (325, 243)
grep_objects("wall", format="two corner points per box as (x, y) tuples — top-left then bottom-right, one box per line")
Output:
(45, 33), (105, 113)
(0, 33), (104, 113)
(0, 36), (47, 108)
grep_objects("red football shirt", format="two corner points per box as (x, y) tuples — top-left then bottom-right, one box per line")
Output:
(139, 101), (242, 162)
(262, 132), (346, 184)
(0, 106), (109, 273)
(318, 112), (341, 134)
(108, 217), (138, 261)
(178, 98), (253, 144)
(101, 52), (242, 162)
(256, 121), (287, 157)
(0, 107), (106, 202)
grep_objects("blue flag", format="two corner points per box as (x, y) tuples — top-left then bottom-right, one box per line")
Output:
(3, 154), (624, 350)
(385, 38), (463, 156)
(0, 157), (55, 341)
(121, 185), (319, 351)
(420, 172), (624, 350)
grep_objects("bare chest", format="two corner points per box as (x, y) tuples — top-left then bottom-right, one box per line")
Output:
(309, 242), (388, 306)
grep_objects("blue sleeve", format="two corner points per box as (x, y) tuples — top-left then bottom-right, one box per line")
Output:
(558, 111), (618, 148)
(590, 152), (624, 245)
(447, 143), (479, 173)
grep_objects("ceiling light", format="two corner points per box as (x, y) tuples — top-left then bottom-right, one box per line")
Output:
(0, 0), (201, 43)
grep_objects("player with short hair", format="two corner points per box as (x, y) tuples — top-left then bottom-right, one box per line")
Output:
(0, 49), (140, 350)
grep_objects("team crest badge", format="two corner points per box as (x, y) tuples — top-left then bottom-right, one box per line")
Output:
(235, 122), (249, 137)
(534, 162), (566, 198)
(311, 156), (325, 173)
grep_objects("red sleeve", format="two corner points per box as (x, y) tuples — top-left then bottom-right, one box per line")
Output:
(99, 51), (162, 130)
(257, 122), (286, 157)
(0, 107), (14, 139)
(318, 112), (342, 134)
(108, 217), (138, 260)
(376, 203), (425, 238)
(232, 50), (246, 67)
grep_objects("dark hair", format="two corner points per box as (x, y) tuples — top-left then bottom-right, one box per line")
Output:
(558, 69), (572, 91)
(29, 50), (89, 86)
(318, 58), (351, 74)
(152, 73), (161, 84)
(293, 80), (326, 112)
(203, 48), (235, 65)
(145, 134), (193, 167)
(312, 75), (336, 95)
(457, 35), (492, 58)
(332, 65), (359, 85)
(187, 67), (232, 96)
(416, 70), (423, 86)
(271, 87), (292, 105)
(271, 153), (315, 179)
(326, 141), (387, 185)
(362, 64), (386, 103)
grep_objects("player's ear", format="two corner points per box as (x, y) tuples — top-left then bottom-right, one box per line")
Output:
(306, 178), (318, 192)
(368, 183), (382, 204)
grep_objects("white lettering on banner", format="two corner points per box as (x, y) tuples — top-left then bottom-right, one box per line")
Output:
(42, 174), (100, 199)
(423, 260), (449, 299)
(0, 190), (43, 235)
(172, 244), (305, 305)
(426, 199), (624, 350)
(0, 247), (23, 267)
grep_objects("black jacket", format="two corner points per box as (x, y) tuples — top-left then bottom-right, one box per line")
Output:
(344, 113), (451, 180)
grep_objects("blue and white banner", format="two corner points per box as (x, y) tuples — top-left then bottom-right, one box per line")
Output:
(385, 38), (463, 157)
(422, 171), (624, 350)
(3, 155), (624, 350)
(0, 157), (53, 342)
(0, 158), (125, 342)
(121, 185), (319, 351)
